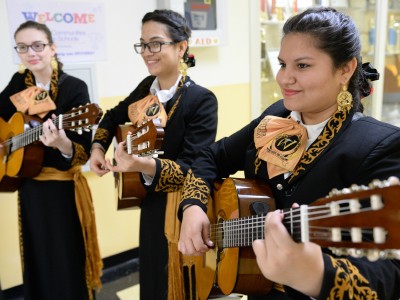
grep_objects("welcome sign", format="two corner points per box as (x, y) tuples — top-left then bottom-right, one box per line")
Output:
(6, 0), (107, 63)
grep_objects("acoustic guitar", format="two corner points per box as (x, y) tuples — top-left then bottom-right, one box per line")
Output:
(0, 103), (103, 192)
(114, 118), (164, 209)
(195, 177), (400, 299)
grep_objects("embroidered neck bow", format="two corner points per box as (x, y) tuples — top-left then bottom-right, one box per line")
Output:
(254, 115), (308, 178)
(128, 94), (167, 127)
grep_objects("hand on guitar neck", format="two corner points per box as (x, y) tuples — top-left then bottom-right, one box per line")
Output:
(105, 140), (157, 177)
(103, 119), (164, 177)
(252, 209), (324, 297)
(39, 115), (73, 157)
(178, 176), (400, 299)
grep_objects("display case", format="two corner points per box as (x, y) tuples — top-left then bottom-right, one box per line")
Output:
(251, 0), (400, 127)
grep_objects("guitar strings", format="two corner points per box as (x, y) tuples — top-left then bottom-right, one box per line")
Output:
(5, 110), (92, 151)
(209, 201), (377, 247)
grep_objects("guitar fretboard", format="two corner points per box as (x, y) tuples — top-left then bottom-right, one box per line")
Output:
(7, 117), (61, 153)
(210, 195), (388, 249)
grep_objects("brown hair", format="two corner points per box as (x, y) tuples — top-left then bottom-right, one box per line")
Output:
(15, 20), (63, 69)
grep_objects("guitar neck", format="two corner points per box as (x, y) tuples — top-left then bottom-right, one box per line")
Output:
(212, 181), (400, 254)
(9, 117), (60, 153)
(2, 103), (102, 156)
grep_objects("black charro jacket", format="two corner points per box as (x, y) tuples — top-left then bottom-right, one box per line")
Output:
(0, 70), (92, 169)
(92, 74), (218, 300)
(180, 99), (400, 300)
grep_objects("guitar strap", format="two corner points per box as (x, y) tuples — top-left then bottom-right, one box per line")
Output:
(28, 165), (103, 300)
(165, 190), (196, 300)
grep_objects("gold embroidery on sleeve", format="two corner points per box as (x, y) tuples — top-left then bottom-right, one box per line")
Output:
(328, 257), (378, 299)
(180, 169), (210, 206)
(155, 159), (185, 192)
(93, 128), (110, 144)
(72, 142), (89, 166)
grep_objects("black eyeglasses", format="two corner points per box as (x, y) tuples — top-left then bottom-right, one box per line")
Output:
(134, 41), (175, 54)
(14, 42), (49, 53)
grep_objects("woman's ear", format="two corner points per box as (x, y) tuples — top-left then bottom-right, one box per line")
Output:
(50, 43), (57, 56)
(341, 57), (357, 85)
(178, 40), (188, 56)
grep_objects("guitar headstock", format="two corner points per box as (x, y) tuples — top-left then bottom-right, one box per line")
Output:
(300, 177), (400, 261)
(119, 119), (164, 157)
(57, 103), (103, 133)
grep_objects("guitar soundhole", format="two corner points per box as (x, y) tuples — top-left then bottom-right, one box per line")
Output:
(250, 201), (271, 215)
(29, 120), (41, 128)
(215, 218), (224, 249)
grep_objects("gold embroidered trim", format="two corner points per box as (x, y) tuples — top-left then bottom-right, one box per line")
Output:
(288, 109), (348, 182)
(72, 142), (89, 166)
(255, 149), (262, 175)
(155, 159), (185, 192)
(25, 69), (59, 102)
(93, 128), (110, 144)
(167, 93), (182, 120)
(17, 195), (24, 273)
(273, 282), (285, 292)
(180, 169), (210, 206)
(328, 257), (378, 299)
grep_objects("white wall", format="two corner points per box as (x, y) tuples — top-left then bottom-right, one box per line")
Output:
(0, 0), (155, 96)
(0, 0), (252, 290)
(0, 0), (250, 95)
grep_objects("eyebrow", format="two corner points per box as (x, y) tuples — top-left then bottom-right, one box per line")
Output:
(140, 36), (167, 42)
(16, 40), (46, 44)
(278, 56), (314, 62)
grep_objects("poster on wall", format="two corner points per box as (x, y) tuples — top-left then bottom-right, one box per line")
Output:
(184, 0), (227, 47)
(158, 0), (227, 47)
(6, 0), (107, 63)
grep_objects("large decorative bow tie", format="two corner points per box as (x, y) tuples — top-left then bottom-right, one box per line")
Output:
(254, 115), (307, 178)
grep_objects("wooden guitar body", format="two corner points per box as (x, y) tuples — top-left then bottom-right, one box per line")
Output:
(114, 171), (145, 209)
(114, 120), (164, 209)
(195, 178), (275, 299)
(0, 112), (44, 192)
(0, 103), (102, 193)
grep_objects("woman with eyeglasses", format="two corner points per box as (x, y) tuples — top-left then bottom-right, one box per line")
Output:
(90, 9), (218, 300)
(0, 21), (102, 300)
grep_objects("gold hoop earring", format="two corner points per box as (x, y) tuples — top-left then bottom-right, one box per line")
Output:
(18, 63), (26, 74)
(51, 56), (58, 71)
(337, 85), (353, 112)
(178, 58), (188, 78)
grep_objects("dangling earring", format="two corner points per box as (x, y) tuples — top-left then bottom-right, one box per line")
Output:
(337, 85), (353, 112)
(51, 56), (58, 71)
(178, 58), (188, 78)
(18, 63), (26, 74)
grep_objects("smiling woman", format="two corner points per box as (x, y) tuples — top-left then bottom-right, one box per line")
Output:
(89, 9), (218, 300)
(0, 20), (102, 300)
(178, 7), (400, 300)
